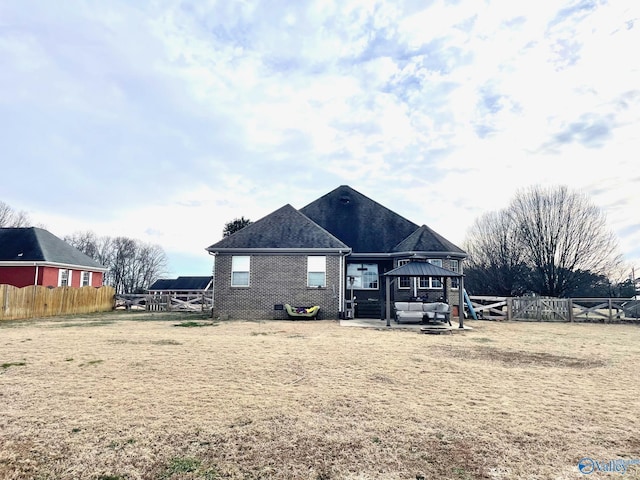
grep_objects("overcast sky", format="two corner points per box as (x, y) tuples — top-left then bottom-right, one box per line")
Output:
(1, 0), (639, 278)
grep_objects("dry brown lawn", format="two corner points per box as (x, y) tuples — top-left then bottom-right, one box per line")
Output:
(1, 312), (639, 480)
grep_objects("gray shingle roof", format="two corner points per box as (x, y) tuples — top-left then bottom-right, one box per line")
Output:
(300, 185), (419, 253)
(148, 276), (212, 291)
(392, 225), (465, 255)
(0, 227), (107, 270)
(206, 204), (349, 251)
(385, 261), (463, 277)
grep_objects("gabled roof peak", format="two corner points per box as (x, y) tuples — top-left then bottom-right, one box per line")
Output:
(300, 185), (418, 253)
(207, 204), (349, 252)
(392, 224), (465, 255)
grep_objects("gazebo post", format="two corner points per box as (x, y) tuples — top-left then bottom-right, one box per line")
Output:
(385, 276), (391, 327)
(458, 276), (465, 328)
(442, 277), (447, 302)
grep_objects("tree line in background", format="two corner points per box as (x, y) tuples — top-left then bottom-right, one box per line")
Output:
(1, 201), (167, 294)
(0, 201), (32, 228)
(3, 188), (637, 299)
(63, 231), (167, 294)
(462, 185), (635, 298)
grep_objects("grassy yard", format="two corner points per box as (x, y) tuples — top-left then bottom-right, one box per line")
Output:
(1, 312), (639, 479)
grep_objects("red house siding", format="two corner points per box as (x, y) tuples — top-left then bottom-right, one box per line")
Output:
(0, 266), (37, 288)
(91, 272), (103, 287)
(40, 267), (60, 287)
(0, 266), (104, 288)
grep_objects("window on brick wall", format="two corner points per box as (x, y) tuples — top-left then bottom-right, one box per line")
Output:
(307, 256), (326, 287)
(231, 256), (250, 287)
(425, 259), (442, 289)
(397, 259), (411, 289)
(81, 271), (91, 286)
(450, 259), (460, 289)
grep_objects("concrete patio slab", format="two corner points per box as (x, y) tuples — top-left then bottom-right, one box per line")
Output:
(339, 318), (473, 332)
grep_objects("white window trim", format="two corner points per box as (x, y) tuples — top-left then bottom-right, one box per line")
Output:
(81, 271), (92, 287)
(425, 259), (443, 289)
(397, 259), (411, 289)
(58, 269), (71, 287)
(346, 263), (379, 290)
(450, 260), (460, 290)
(307, 256), (326, 288)
(231, 256), (250, 287)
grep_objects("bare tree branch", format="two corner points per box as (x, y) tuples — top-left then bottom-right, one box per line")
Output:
(0, 201), (32, 227)
(463, 185), (623, 297)
(65, 231), (168, 294)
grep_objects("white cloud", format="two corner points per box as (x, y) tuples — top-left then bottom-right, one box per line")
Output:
(1, 0), (639, 275)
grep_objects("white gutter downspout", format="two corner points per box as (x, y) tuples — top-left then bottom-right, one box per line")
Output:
(208, 251), (217, 318)
(34, 263), (39, 286)
(339, 252), (344, 316)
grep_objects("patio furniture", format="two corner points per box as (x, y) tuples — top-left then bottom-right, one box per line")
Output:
(394, 302), (451, 325)
(284, 304), (320, 320)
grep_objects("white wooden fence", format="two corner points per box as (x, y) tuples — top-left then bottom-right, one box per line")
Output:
(467, 295), (640, 322)
(116, 291), (213, 313)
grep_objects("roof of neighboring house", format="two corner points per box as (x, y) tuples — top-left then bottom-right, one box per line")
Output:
(385, 261), (463, 277)
(392, 225), (465, 255)
(206, 204), (349, 252)
(0, 227), (107, 270)
(148, 276), (212, 291)
(300, 185), (420, 253)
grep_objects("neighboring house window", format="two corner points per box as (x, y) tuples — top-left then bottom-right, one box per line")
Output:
(397, 259), (410, 289)
(307, 256), (326, 287)
(346, 263), (378, 289)
(450, 260), (460, 289)
(427, 259), (443, 289)
(81, 271), (91, 287)
(59, 269), (70, 287)
(231, 256), (250, 286)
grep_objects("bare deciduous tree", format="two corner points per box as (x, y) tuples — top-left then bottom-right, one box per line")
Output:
(65, 231), (168, 294)
(463, 185), (622, 297)
(462, 210), (528, 296)
(0, 201), (31, 227)
(510, 185), (621, 297)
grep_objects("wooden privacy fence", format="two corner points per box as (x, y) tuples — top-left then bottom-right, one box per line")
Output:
(0, 284), (115, 321)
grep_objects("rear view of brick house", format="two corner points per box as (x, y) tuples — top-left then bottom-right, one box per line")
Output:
(206, 186), (466, 321)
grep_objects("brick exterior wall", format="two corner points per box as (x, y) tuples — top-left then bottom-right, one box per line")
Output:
(213, 254), (343, 320)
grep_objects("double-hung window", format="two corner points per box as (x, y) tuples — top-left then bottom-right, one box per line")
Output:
(59, 269), (71, 287)
(81, 271), (91, 287)
(450, 260), (460, 289)
(231, 256), (250, 287)
(307, 256), (326, 287)
(418, 259), (443, 289)
(397, 259), (411, 289)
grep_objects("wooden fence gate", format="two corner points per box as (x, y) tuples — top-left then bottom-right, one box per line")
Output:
(510, 297), (570, 321)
